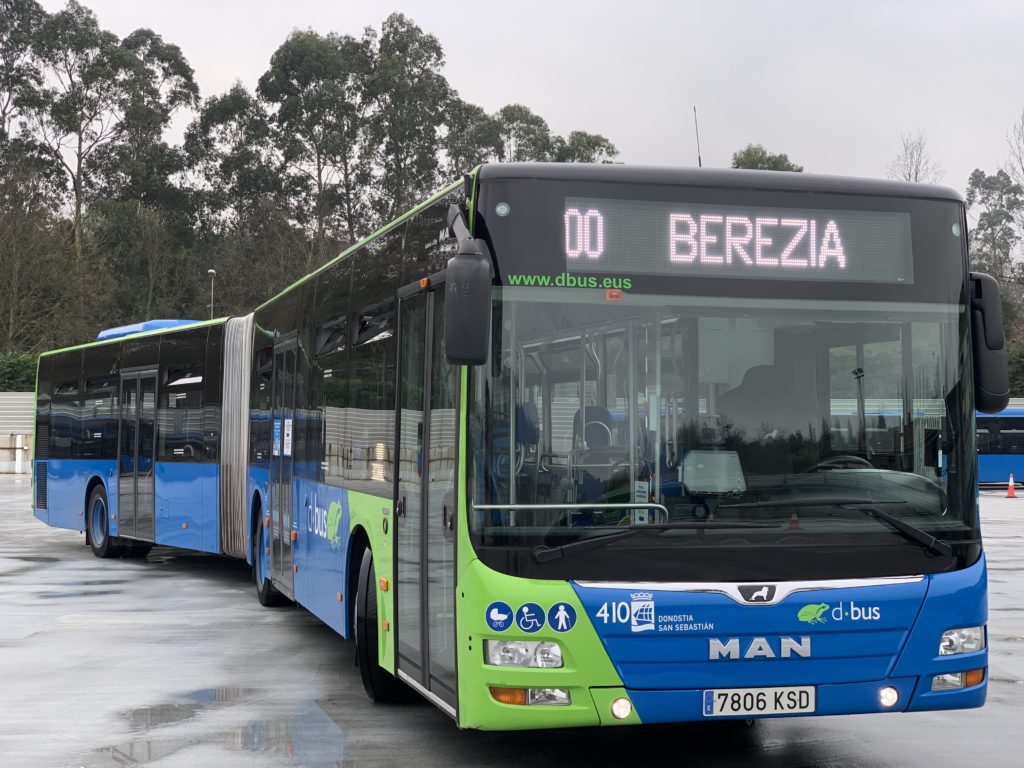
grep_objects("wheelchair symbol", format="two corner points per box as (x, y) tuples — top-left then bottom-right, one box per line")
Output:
(516, 602), (545, 633)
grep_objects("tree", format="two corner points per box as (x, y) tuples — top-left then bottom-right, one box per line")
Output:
(364, 13), (449, 222)
(0, 136), (71, 351)
(495, 103), (551, 162)
(0, 0), (44, 138)
(20, 1), (133, 266)
(965, 168), (1024, 327)
(551, 130), (619, 163)
(730, 144), (803, 172)
(887, 130), (943, 184)
(441, 97), (501, 177)
(184, 83), (283, 227)
(184, 84), (305, 312)
(258, 29), (372, 259)
(89, 200), (199, 322)
(91, 27), (199, 207)
(0, 351), (36, 389)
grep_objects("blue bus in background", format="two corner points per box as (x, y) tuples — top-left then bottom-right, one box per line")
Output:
(976, 399), (1024, 486)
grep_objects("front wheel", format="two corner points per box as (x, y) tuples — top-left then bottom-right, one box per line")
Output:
(355, 548), (405, 702)
(87, 485), (122, 559)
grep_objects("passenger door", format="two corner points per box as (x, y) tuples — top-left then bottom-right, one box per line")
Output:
(394, 285), (458, 711)
(118, 371), (157, 540)
(270, 335), (297, 599)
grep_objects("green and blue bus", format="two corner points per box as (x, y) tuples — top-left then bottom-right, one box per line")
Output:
(33, 163), (1009, 729)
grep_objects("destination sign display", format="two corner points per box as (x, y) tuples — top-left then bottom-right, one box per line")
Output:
(563, 197), (913, 284)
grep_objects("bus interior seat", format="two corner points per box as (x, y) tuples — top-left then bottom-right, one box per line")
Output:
(571, 405), (629, 510)
(717, 365), (819, 438)
(573, 405), (615, 448)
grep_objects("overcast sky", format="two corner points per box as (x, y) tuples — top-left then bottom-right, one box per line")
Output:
(39, 0), (1024, 195)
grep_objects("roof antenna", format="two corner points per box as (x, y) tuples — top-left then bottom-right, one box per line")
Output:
(693, 106), (703, 168)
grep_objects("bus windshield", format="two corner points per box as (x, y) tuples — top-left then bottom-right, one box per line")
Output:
(469, 287), (975, 582)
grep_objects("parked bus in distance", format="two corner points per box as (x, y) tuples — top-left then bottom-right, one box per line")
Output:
(976, 398), (1024, 486)
(33, 164), (1010, 730)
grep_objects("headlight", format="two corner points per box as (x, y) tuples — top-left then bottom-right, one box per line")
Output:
(938, 626), (985, 656)
(484, 640), (563, 668)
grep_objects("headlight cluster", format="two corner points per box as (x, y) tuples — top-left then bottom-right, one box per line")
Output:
(938, 626), (985, 656)
(484, 639), (563, 668)
(932, 626), (986, 692)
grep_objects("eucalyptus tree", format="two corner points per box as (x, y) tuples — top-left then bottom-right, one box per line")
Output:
(184, 83), (305, 312)
(731, 144), (804, 172)
(966, 168), (1024, 327)
(441, 97), (501, 178)
(20, 0), (133, 266)
(259, 29), (373, 262)
(364, 13), (450, 222)
(0, 0), (44, 138)
(551, 130), (618, 163)
(495, 103), (552, 162)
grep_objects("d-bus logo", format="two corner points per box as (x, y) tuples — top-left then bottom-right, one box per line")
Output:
(309, 501), (344, 549)
(739, 585), (776, 603)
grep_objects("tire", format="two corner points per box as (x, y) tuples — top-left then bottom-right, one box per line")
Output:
(254, 511), (286, 607)
(87, 485), (123, 559)
(355, 548), (404, 702)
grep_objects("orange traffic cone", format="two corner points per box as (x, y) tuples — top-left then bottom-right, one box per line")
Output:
(1008, 474), (1017, 499)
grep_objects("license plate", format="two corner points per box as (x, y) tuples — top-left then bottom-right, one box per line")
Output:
(702, 686), (816, 717)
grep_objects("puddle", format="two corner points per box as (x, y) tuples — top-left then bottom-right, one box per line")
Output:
(121, 687), (251, 731)
(125, 702), (204, 730)
(90, 695), (345, 766)
(10, 555), (59, 563)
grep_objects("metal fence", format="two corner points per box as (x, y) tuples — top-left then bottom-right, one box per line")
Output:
(0, 392), (33, 474)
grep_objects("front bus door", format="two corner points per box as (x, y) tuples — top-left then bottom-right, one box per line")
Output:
(270, 335), (297, 599)
(118, 371), (156, 540)
(395, 285), (458, 713)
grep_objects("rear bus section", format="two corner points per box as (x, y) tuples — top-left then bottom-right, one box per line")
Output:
(33, 320), (233, 556)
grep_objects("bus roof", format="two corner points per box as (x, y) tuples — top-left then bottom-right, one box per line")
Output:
(477, 163), (964, 204)
(40, 316), (229, 358)
(96, 319), (203, 341)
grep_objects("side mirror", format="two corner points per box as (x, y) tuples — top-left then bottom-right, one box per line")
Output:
(444, 205), (493, 365)
(970, 272), (1010, 413)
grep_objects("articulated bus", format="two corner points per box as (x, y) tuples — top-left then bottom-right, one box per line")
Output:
(34, 164), (1010, 729)
(976, 399), (1024, 485)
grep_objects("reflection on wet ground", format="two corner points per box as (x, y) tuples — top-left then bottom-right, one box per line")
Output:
(0, 476), (1021, 767)
(92, 689), (345, 768)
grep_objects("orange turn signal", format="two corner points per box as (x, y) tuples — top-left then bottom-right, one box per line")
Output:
(489, 686), (528, 706)
(419, 277), (430, 288)
(290, 530), (297, 541)
(378, 576), (389, 592)
(965, 668), (986, 687)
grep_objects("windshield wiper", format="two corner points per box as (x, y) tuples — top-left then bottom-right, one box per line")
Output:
(531, 520), (782, 564)
(720, 497), (953, 557)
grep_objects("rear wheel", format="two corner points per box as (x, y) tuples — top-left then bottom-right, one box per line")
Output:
(254, 511), (286, 607)
(87, 485), (122, 559)
(355, 548), (404, 702)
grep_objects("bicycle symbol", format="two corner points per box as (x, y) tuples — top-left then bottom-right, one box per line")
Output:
(516, 602), (546, 633)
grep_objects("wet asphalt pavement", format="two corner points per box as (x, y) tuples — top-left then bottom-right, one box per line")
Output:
(1, 474), (1022, 768)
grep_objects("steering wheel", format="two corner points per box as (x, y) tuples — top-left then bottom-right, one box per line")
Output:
(804, 455), (874, 472)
